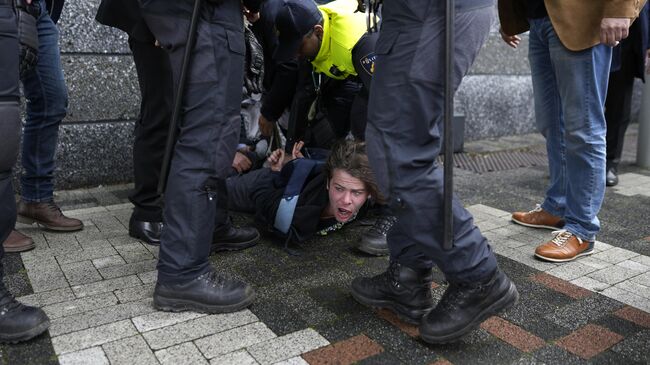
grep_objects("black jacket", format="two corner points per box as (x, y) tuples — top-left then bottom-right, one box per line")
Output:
(45, 0), (64, 24)
(95, 0), (154, 42)
(612, 2), (650, 81)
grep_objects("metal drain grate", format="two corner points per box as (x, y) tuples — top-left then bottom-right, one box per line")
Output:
(437, 149), (548, 173)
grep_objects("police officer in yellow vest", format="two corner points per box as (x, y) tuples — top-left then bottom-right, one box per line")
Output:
(272, 0), (378, 141)
(273, 0), (394, 257)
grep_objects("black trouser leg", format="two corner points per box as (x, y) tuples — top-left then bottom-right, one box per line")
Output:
(128, 37), (173, 222)
(604, 46), (635, 170)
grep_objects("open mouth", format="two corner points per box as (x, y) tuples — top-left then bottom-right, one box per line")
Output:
(335, 207), (353, 221)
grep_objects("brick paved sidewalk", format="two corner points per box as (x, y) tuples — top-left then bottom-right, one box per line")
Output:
(2, 129), (649, 364)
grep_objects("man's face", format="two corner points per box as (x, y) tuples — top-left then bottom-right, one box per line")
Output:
(297, 25), (323, 61)
(327, 169), (369, 223)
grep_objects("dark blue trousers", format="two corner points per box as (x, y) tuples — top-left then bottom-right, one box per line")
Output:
(140, 0), (245, 284)
(366, 0), (497, 283)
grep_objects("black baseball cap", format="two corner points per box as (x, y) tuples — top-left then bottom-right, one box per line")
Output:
(274, 0), (323, 62)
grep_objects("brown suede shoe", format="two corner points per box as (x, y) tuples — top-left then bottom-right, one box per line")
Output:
(17, 200), (83, 232)
(512, 205), (564, 230)
(535, 230), (594, 262)
(2, 230), (35, 253)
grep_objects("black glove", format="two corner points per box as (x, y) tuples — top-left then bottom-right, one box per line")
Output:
(15, 0), (40, 78)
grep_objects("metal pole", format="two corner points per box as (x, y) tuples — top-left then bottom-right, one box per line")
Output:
(637, 68), (650, 168)
(157, 0), (203, 194)
(443, 0), (455, 250)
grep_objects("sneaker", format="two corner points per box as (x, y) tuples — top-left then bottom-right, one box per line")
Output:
(511, 204), (564, 230)
(419, 269), (519, 344)
(355, 215), (395, 256)
(534, 230), (594, 262)
(153, 268), (255, 313)
(2, 230), (35, 253)
(350, 261), (434, 324)
(0, 284), (50, 343)
(17, 200), (83, 232)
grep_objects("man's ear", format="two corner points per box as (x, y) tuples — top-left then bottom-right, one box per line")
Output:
(314, 25), (324, 39)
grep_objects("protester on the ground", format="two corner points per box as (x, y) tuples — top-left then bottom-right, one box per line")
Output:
(95, 0), (261, 251)
(227, 139), (381, 247)
(605, 3), (650, 186)
(0, 0), (51, 342)
(350, 0), (519, 344)
(3, 0), (83, 254)
(271, 0), (394, 256)
(502, 0), (643, 263)
(137, 0), (262, 314)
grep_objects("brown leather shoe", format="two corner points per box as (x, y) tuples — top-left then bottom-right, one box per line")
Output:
(17, 200), (83, 232)
(535, 230), (594, 262)
(2, 230), (35, 253)
(511, 205), (564, 230)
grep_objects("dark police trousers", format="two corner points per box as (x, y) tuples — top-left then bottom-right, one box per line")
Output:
(366, 1), (497, 282)
(0, 1), (20, 267)
(140, 0), (245, 284)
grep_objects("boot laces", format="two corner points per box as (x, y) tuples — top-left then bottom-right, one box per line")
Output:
(528, 204), (543, 214)
(369, 215), (397, 236)
(372, 261), (401, 288)
(0, 289), (22, 316)
(550, 230), (582, 247)
(45, 201), (64, 217)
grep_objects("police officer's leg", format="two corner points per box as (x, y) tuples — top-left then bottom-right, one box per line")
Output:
(127, 35), (172, 244)
(141, 0), (255, 313)
(0, 2), (49, 341)
(352, 2), (517, 342)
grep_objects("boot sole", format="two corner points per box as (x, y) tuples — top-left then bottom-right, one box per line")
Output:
(350, 289), (431, 325)
(511, 217), (562, 231)
(0, 319), (50, 344)
(3, 242), (36, 253)
(354, 243), (389, 256)
(212, 232), (260, 252)
(419, 281), (519, 344)
(153, 292), (256, 314)
(17, 215), (83, 232)
(128, 229), (160, 246)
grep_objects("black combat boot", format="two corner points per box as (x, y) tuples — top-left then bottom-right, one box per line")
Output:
(419, 269), (519, 344)
(154, 268), (255, 313)
(212, 221), (260, 252)
(0, 284), (50, 343)
(350, 261), (434, 324)
(356, 215), (396, 256)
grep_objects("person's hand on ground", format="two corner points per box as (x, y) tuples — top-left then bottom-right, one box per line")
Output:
(499, 28), (521, 49)
(267, 149), (285, 172)
(600, 18), (630, 47)
(258, 115), (275, 138)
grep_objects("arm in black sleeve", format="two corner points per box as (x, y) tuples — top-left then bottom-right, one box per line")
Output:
(260, 61), (300, 121)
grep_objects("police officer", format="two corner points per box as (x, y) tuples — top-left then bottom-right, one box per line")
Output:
(349, 0), (519, 343)
(0, 0), (50, 342)
(138, 0), (260, 313)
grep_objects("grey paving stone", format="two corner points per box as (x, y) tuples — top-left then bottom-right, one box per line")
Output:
(23, 256), (69, 293)
(617, 259), (650, 273)
(138, 270), (158, 284)
(545, 261), (598, 281)
(103, 335), (159, 365)
(195, 322), (276, 359)
(592, 247), (639, 264)
(43, 292), (119, 320)
(52, 320), (138, 355)
(17, 287), (75, 307)
(114, 242), (155, 263)
(611, 329), (650, 363)
(50, 299), (156, 337)
(587, 264), (644, 285)
(209, 350), (258, 365)
(601, 286), (650, 312)
(92, 255), (127, 269)
(71, 275), (143, 298)
(247, 328), (329, 365)
(58, 347), (109, 365)
(631, 271), (650, 286)
(60, 260), (103, 286)
(114, 283), (155, 303)
(156, 342), (209, 365)
(98, 259), (157, 280)
(570, 276), (610, 292)
(545, 294), (624, 330)
(274, 357), (310, 365)
(56, 246), (119, 265)
(132, 311), (206, 333)
(143, 311), (259, 350)
(576, 256), (612, 271)
(630, 254), (650, 267)
(614, 280), (650, 300)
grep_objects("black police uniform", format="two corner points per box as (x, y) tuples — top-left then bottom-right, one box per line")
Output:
(366, 0), (498, 282)
(137, 0), (259, 284)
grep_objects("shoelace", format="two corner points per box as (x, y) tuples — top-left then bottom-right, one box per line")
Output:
(45, 201), (64, 217)
(528, 204), (543, 214)
(550, 230), (583, 247)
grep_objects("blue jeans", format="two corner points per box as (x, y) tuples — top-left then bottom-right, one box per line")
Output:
(528, 17), (610, 242)
(20, 0), (68, 202)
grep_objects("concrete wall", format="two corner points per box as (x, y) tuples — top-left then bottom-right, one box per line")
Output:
(16, 2), (642, 190)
